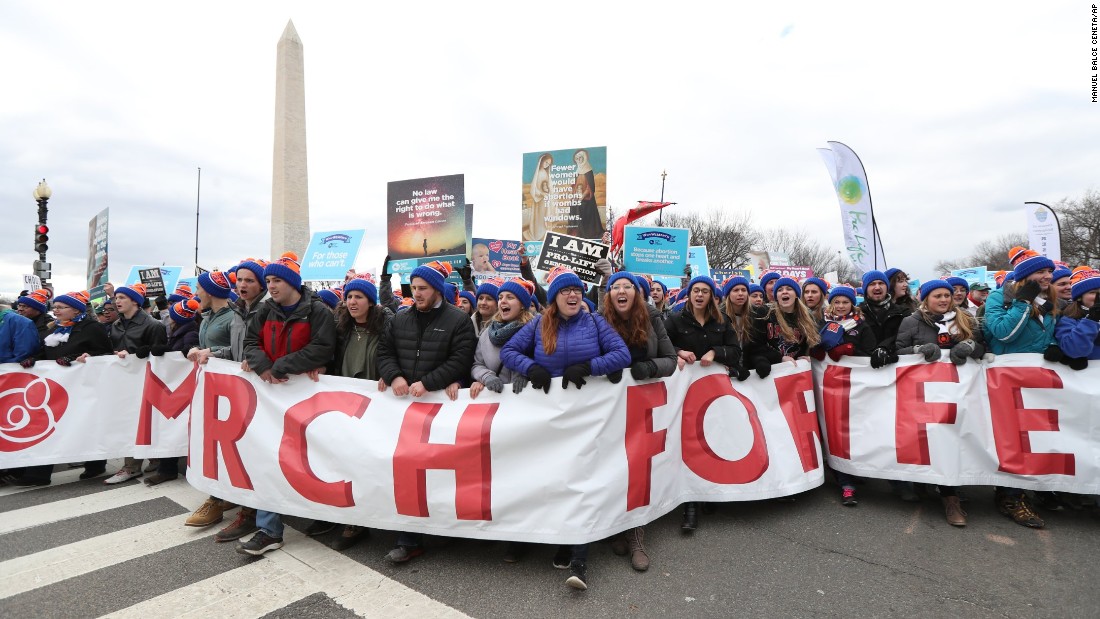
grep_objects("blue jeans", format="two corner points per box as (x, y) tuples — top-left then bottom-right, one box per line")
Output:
(256, 510), (283, 538)
(396, 531), (422, 548)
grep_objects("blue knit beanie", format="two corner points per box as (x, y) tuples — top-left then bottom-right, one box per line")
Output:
(722, 276), (750, 297)
(344, 276), (378, 305)
(198, 271), (233, 299)
(264, 253), (303, 290)
(803, 277), (830, 296)
(884, 268), (903, 281)
(1011, 248), (1055, 281)
(773, 277), (802, 299)
(636, 275), (651, 300)
(944, 276), (969, 293)
(685, 275), (718, 298)
(169, 298), (201, 323)
(317, 289), (342, 309)
(410, 260), (453, 298)
(116, 283), (148, 306)
(606, 271), (638, 292)
(459, 290), (477, 308)
(1052, 267), (1072, 283)
(546, 266), (585, 301)
(759, 272), (780, 290)
(498, 277), (534, 308)
(17, 289), (51, 314)
(444, 283), (457, 305)
(861, 270), (889, 290)
(748, 284), (764, 296)
(237, 258), (268, 290)
(827, 286), (857, 305)
(919, 279), (953, 300)
(583, 298), (596, 313)
(475, 277), (503, 300)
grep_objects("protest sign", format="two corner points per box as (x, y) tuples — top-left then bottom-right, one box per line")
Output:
(138, 268), (166, 298)
(471, 238), (523, 276)
(687, 246), (710, 278)
(86, 208), (109, 296)
(300, 230), (365, 281)
(711, 268), (751, 284)
(22, 274), (42, 291)
(124, 266), (183, 295)
(950, 266), (988, 288)
(387, 174), (467, 262)
(768, 265), (814, 279)
(522, 147), (607, 242)
(622, 226), (689, 276)
(536, 232), (610, 284)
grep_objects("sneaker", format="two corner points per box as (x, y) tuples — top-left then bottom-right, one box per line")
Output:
(552, 546), (572, 569)
(215, 508), (258, 542)
(385, 545), (424, 564)
(143, 473), (177, 486)
(565, 560), (588, 590)
(236, 531), (284, 556)
(998, 495), (1045, 529)
(304, 520), (336, 537)
(143, 459), (160, 473)
(332, 526), (368, 551)
(103, 469), (142, 485)
(186, 498), (225, 527)
(841, 487), (858, 507)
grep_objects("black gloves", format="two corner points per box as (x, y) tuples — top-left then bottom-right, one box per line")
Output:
(736, 367), (751, 381)
(630, 360), (658, 381)
(1043, 344), (1063, 363)
(562, 362), (591, 389)
(1088, 305), (1100, 322)
(149, 345), (169, 357)
(482, 375), (504, 393)
(870, 347), (892, 369)
(381, 254), (391, 276)
(458, 263), (473, 282)
(1015, 280), (1041, 304)
(606, 369), (623, 384)
(949, 340), (975, 365)
(527, 364), (552, 394)
(512, 375), (529, 394)
(1062, 356), (1089, 371)
(130, 345), (152, 359)
(19, 357), (35, 368)
(56, 356), (75, 367)
(915, 343), (940, 363)
(754, 358), (772, 379)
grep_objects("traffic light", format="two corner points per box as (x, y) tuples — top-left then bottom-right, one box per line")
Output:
(34, 224), (48, 253)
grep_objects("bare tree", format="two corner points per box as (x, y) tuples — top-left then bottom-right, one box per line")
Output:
(656, 208), (760, 270)
(756, 228), (859, 282)
(1054, 190), (1100, 266)
(934, 233), (1028, 274)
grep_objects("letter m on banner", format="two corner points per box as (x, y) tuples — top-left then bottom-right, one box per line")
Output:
(137, 361), (197, 445)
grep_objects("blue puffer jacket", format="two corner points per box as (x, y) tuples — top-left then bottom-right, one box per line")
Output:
(501, 311), (630, 378)
(0, 309), (41, 363)
(1055, 315), (1100, 360)
(983, 287), (1057, 354)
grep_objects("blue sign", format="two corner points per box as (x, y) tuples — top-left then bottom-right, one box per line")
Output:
(623, 226), (689, 276)
(175, 276), (199, 296)
(687, 246), (711, 278)
(389, 254), (469, 276)
(123, 265), (184, 296)
(950, 266), (988, 288)
(711, 268), (751, 285)
(471, 238), (523, 276)
(300, 229), (366, 281)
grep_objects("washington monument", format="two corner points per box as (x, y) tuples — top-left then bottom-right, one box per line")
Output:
(270, 20), (310, 258)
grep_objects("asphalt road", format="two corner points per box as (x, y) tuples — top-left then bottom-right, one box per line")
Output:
(2, 461), (1097, 618)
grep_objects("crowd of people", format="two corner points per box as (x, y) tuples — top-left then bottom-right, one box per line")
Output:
(0, 243), (1098, 592)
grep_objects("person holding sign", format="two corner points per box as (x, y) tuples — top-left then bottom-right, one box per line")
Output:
(664, 275), (742, 532)
(500, 266), (630, 591)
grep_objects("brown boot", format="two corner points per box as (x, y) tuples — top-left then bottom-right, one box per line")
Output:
(998, 494), (1045, 529)
(215, 507), (258, 542)
(609, 534), (628, 556)
(626, 527), (649, 572)
(185, 497), (226, 527)
(942, 496), (967, 527)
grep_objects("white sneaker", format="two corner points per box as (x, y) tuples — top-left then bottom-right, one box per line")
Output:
(103, 469), (142, 485)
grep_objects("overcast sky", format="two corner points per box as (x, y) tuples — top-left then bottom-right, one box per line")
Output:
(2, 1), (1096, 296)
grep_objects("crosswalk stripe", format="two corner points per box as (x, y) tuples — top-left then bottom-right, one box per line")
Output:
(99, 556), (323, 619)
(0, 466), (88, 497)
(0, 478), (206, 536)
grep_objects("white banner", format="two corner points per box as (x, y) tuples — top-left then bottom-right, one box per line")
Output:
(1025, 201), (1061, 262)
(1, 357), (823, 544)
(818, 141), (888, 275)
(812, 354), (1100, 493)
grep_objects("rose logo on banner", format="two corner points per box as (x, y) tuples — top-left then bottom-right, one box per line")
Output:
(0, 373), (70, 451)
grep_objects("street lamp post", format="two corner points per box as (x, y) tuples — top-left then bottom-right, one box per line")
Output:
(32, 179), (52, 291)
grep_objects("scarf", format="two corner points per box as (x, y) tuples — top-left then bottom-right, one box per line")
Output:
(931, 311), (959, 347)
(488, 319), (525, 347)
(44, 312), (87, 347)
(825, 311), (860, 332)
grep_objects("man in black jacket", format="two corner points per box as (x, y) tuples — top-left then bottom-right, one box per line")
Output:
(103, 283), (169, 484)
(377, 260), (476, 563)
(857, 270), (908, 368)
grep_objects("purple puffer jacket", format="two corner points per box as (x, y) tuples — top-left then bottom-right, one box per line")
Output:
(501, 311), (630, 378)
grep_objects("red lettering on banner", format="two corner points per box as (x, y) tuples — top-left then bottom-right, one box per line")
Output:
(393, 402), (498, 520)
(279, 392), (370, 507)
(821, 365), (852, 459)
(625, 382), (668, 510)
(136, 362), (197, 445)
(895, 363), (958, 465)
(202, 373), (257, 489)
(986, 367), (1075, 476)
(681, 374), (769, 484)
(774, 372), (822, 472)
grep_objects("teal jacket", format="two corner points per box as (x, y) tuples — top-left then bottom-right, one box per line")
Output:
(982, 288), (1057, 354)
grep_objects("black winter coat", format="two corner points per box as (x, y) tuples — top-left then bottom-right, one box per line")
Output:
(378, 301), (476, 391)
(167, 320), (200, 354)
(755, 309), (811, 361)
(664, 309), (741, 369)
(110, 310), (168, 352)
(35, 316), (113, 361)
(858, 297), (910, 351)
